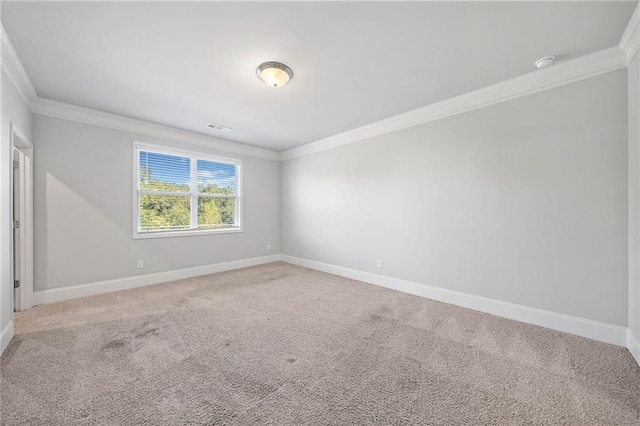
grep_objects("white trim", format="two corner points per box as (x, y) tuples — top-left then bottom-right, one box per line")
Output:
(281, 255), (628, 347)
(132, 141), (244, 239)
(190, 157), (198, 229)
(1, 25), (37, 108)
(620, 1), (640, 64)
(1, 320), (14, 355)
(32, 97), (280, 161)
(628, 329), (640, 366)
(2, 21), (634, 163)
(281, 46), (627, 160)
(33, 254), (282, 305)
(134, 141), (244, 166)
(1, 25), (280, 162)
(10, 124), (34, 312)
(133, 227), (243, 240)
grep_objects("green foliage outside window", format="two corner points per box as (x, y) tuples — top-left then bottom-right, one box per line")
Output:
(140, 194), (190, 230)
(139, 166), (237, 232)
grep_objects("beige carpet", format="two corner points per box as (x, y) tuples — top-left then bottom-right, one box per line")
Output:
(1, 262), (639, 425)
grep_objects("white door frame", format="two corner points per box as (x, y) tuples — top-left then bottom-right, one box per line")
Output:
(10, 123), (33, 311)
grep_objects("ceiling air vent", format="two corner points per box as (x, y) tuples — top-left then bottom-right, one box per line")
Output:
(207, 123), (233, 133)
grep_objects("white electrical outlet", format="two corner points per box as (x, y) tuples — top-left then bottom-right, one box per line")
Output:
(266, 244), (271, 251)
(376, 259), (383, 269)
(137, 260), (144, 269)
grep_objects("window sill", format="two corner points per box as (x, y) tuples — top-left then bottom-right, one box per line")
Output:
(133, 227), (243, 240)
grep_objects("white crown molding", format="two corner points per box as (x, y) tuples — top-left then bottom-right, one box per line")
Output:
(1, 25), (37, 108)
(281, 46), (627, 161)
(1, 24), (279, 161)
(619, 1), (640, 64)
(282, 255), (628, 347)
(33, 254), (282, 305)
(2, 19), (635, 163)
(1, 32), (279, 162)
(32, 97), (280, 161)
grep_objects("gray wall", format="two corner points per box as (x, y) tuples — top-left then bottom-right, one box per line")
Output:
(629, 54), (640, 339)
(282, 70), (628, 326)
(32, 115), (280, 291)
(1, 69), (32, 332)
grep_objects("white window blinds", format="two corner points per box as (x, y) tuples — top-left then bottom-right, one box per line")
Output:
(135, 145), (241, 236)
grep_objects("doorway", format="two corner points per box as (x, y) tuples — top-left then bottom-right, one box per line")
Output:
(10, 124), (33, 311)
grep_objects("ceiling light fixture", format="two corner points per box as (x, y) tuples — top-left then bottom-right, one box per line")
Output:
(257, 62), (293, 87)
(534, 56), (555, 69)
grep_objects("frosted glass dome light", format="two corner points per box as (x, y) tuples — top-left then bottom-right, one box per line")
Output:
(257, 62), (293, 87)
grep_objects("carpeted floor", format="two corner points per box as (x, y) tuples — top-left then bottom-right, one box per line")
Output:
(1, 262), (639, 425)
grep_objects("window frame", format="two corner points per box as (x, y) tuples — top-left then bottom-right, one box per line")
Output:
(132, 141), (243, 239)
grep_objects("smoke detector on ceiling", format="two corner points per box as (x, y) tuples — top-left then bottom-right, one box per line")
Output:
(534, 56), (555, 69)
(207, 123), (233, 133)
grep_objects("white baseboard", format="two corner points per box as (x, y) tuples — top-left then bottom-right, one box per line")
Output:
(1, 320), (14, 355)
(628, 329), (640, 366)
(34, 254), (282, 305)
(28, 253), (634, 360)
(282, 255), (628, 347)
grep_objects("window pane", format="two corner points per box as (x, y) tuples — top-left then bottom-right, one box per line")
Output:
(197, 159), (236, 195)
(140, 194), (191, 231)
(198, 197), (237, 228)
(139, 151), (190, 192)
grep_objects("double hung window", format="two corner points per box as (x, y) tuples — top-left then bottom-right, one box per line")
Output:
(134, 143), (242, 238)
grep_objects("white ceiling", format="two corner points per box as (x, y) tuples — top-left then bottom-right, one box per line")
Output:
(2, 1), (637, 152)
